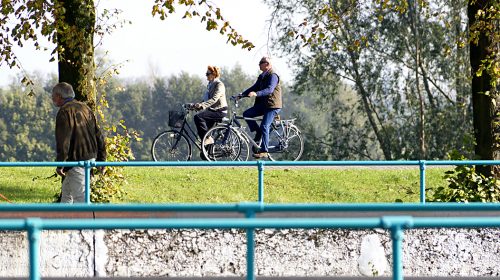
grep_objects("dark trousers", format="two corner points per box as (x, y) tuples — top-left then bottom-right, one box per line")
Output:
(243, 106), (281, 153)
(194, 110), (225, 140)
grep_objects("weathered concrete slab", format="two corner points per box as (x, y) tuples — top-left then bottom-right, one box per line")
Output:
(1, 228), (498, 278)
(0, 211), (498, 278)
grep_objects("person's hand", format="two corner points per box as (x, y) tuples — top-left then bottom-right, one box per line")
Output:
(248, 92), (257, 97)
(55, 167), (65, 177)
(194, 103), (203, 110)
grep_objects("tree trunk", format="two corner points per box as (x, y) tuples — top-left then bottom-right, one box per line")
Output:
(468, 0), (498, 176)
(348, 52), (393, 160)
(54, 0), (97, 110)
(408, 0), (426, 159)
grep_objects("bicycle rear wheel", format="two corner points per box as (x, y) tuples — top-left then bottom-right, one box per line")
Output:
(268, 125), (304, 161)
(151, 130), (192, 161)
(202, 126), (249, 161)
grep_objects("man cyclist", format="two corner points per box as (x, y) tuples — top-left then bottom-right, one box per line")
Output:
(238, 56), (282, 159)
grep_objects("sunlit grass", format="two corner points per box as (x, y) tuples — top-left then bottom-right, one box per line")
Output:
(0, 166), (450, 204)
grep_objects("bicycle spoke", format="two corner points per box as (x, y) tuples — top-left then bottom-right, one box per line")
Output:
(202, 126), (248, 161)
(268, 125), (303, 161)
(151, 130), (191, 161)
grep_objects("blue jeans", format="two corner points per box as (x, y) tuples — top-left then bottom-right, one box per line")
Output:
(243, 106), (281, 153)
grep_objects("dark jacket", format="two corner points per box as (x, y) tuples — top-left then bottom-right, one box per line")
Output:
(242, 69), (282, 109)
(55, 100), (106, 163)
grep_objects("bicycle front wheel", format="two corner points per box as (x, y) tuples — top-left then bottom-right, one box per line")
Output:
(202, 126), (249, 161)
(151, 130), (192, 161)
(268, 125), (304, 161)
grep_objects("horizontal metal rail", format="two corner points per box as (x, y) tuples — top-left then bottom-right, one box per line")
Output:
(1, 159), (500, 204)
(1, 160), (499, 279)
(1, 216), (499, 280)
(0, 202), (499, 212)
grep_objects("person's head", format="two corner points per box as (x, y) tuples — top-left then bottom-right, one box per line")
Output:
(52, 82), (75, 107)
(206, 66), (221, 82)
(258, 56), (272, 72)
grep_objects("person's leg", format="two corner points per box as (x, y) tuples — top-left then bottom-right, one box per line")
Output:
(204, 111), (224, 132)
(70, 167), (86, 203)
(194, 111), (209, 140)
(258, 108), (281, 153)
(60, 175), (72, 203)
(195, 110), (224, 140)
(60, 167), (86, 203)
(243, 106), (264, 140)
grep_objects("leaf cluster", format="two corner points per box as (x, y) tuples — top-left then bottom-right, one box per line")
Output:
(469, 2), (500, 89)
(151, 0), (254, 49)
(430, 151), (500, 202)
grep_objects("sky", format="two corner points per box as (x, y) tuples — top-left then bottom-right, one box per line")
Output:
(0, 0), (293, 87)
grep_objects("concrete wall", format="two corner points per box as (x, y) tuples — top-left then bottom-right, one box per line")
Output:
(0, 228), (498, 277)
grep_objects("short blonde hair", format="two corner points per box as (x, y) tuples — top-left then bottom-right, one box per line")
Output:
(207, 66), (221, 78)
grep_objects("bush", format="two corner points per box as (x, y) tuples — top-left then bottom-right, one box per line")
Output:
(430, 152), (500, 202)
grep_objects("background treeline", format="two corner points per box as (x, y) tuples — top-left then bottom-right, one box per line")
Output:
(0, 65), (333, 161)
(0, 1), (475, 162)
(0, 61), (471, 162)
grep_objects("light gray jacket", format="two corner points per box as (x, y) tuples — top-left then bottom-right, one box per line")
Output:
(199, 79), (228, 112)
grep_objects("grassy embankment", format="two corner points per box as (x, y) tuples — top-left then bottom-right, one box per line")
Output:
(0, 166), (451, 203)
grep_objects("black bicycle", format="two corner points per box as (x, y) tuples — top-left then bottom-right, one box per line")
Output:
(151, 104), (202, 161)
(151, 104), (246, 161)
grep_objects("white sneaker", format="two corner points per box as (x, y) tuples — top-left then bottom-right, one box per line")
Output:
(204, 136), (214, 145)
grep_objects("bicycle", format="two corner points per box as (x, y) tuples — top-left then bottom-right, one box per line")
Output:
(202, 96), (304, 161)
(151, 104), (247, 161)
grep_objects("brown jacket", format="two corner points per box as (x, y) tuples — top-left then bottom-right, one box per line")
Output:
(55, 100), (106, 162)
(242, 69), (282, 109)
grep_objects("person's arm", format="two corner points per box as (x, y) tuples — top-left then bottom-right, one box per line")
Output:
(55, 111), (70, 176)
(95, 123), (106, 162)
(55, 111), (71, 162)
(241, 78), (259, 96)
(255, 73), (279, 97)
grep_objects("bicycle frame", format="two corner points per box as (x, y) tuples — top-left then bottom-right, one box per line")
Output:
(176, 116), (202, 152)
(225, 110), (288, 151)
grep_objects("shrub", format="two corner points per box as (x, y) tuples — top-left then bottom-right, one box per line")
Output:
(430, 152), (500, 202)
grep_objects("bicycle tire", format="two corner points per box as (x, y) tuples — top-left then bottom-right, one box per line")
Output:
(202, 126), (249, 161)
(151, 130), (192, 161)
(268, 125), (304, 161)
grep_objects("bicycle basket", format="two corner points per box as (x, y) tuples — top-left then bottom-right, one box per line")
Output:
(168, 110), (186, 128)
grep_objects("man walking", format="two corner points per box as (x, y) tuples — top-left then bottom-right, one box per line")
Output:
(52, 82), (106, 203)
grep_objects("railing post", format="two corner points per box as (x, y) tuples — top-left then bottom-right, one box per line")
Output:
(257, 161), (265, 204)
(26, 218), (42, 280)
(245, 210), (256, 280)
(381, 216), (413, 280)
(419, 160), (426, 204)
(84, 160), (92, 204)
(390, 225), (404, 280)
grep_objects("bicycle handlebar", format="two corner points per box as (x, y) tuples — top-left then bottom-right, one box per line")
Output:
(182, 103), (198, 111)
(230, 95), (243, 108)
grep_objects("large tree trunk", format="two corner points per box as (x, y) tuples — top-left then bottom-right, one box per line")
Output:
(468, 0), (498, 176)
(54, 0), (97, 110)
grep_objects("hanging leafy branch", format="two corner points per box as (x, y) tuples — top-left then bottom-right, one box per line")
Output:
(0, 0), (255, 94)
(152, 0), (254, 50)
(469, 1), (500, 90)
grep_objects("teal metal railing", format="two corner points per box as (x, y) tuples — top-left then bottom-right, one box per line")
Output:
(1, 159), (500, 204)
(0, 203), (499, 280)
(1, 160), (500, 279)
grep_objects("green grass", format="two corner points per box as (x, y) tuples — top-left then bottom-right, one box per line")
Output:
(0, 166), (451, 203)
